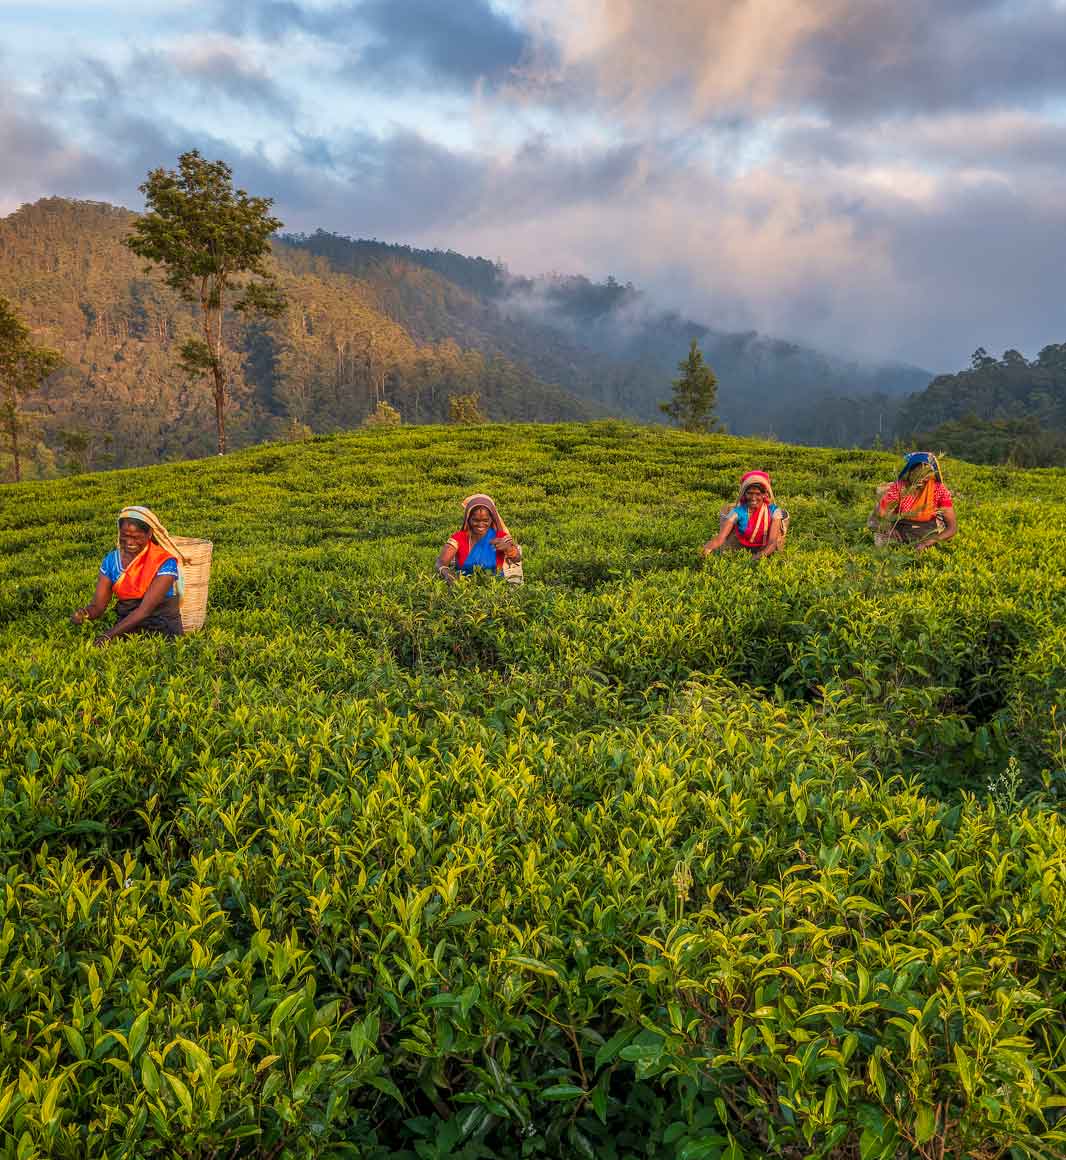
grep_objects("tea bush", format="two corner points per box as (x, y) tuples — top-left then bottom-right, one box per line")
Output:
(1, 423), (1064, 1158)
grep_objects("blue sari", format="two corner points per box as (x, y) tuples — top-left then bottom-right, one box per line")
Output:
(458, 527), (500, 575)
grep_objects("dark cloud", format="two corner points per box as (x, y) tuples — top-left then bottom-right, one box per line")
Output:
(0, 81), (128, 205)
(848, 173), (1066, 369)
(799, 1), (1066, 119)
(216, 0), (541, 90)
(0, 62), (290, 213)
(353, 0), (530, 87)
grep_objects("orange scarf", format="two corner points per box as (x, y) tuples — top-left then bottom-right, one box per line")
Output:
(113, 541), (175, 601)
(878, 477), (939, 523)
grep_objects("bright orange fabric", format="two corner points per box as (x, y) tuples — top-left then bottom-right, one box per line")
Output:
(878, 476), (939, 523)
(112, 542), (175, 601)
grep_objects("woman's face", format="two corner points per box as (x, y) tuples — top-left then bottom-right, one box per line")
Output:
(467, 506), (493, 537)
(743, 486), (767, 510)
(119, 520), (152, 556)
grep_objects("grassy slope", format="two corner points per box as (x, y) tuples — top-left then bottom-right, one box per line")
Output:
(1, 425), (1064, 1158)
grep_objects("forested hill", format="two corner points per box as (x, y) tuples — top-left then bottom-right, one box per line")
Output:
(0, 197), (940, 477)
(286, 229), (933, 435)
(0, 199), (597, 475)
(895, 345), (1066, 466)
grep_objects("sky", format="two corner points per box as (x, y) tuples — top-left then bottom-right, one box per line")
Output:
(2, 0), (1066, 372)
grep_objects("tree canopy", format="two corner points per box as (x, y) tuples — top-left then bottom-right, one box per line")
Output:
(126, 151), (286, 454)
(660, 339), (722, 433)
(898, 344), (1066, 466)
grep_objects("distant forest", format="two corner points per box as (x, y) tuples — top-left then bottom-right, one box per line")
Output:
(1, 197), (1064, 477)
(896, 346), (1066, 467)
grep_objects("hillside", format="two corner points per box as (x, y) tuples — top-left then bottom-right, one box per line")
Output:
(0, 198), (597, 474)
(1, 424), (1064, 1157)
(896, 345), (1066, 466)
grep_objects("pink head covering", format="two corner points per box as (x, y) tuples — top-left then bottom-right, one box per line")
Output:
(461, 493), (510, 537)
(737, 470), (774, 505)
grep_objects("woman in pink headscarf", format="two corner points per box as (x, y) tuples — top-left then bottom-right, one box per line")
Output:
(436, 493), (522, 583)
(700, 470), (788, 560)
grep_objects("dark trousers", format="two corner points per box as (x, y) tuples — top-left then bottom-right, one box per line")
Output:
(114, 595), (184, 637)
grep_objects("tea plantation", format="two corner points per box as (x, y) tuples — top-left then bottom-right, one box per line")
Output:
(1, 423), (1064, 1159)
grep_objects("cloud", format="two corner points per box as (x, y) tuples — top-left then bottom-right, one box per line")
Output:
(215, 0), (314, 40)
(0, 80), (129, 205)
(154, 38), (291, 113)
(535, 1), (1066, 124)
(6, 49), (1066, 371)
(217, 0), (541, 90)
(352, 0), (532, 88)
(777, 110), (1066, 175)
(420, 140), (1066, 370)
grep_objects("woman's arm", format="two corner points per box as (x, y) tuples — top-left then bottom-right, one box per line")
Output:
(868, 483), (896, 528)
(72, 574), (113, 624)
(915, 507), (957, 551)
(755, 512), (785, 559)
(435, 542), (459, 582)
(700, 515), (737, 556)
(94, 571), (173, 645)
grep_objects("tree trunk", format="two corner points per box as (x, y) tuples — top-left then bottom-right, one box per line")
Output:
(213, 361), (227, 455)
(10, 412), (21, 483)
(202, 284), (227, 456)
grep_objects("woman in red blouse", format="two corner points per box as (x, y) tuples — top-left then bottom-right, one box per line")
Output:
(436, 494), (522, 582)
(869, 452), (957, 550)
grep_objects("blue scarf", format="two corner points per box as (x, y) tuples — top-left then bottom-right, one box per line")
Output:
(898, 452), (942, 482)
(459, 527), (499, 574)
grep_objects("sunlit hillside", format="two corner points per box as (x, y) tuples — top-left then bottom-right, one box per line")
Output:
(1, 424), (1064, 1158)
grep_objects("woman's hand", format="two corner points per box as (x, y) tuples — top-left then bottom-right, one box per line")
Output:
(75, 575), (113, 626)
(436, 541), (459, 580)
(93, 632), (113, 648)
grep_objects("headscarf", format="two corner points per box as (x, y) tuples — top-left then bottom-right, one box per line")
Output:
(878, 452), (943, 523)
(461, 493), (510, 538)
(897, 452), (942, 484)
(114, 505), (186, 602)
(737, 470), (775, 506)
(734, 470), (775, 548)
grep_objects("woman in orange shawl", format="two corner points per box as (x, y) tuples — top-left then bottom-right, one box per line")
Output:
(869, 452), (957, 550)
(71, 506), (185, 645)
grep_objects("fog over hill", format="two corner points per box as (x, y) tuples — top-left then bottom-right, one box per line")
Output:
(283, 230), (933, 437)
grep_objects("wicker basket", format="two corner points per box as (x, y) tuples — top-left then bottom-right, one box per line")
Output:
(172, 536), (213, 633)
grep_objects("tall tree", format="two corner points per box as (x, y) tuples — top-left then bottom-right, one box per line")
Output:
(126, 151), (285, 453)
(660, 339), (722, 433)
(0, 295), (63, 483)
